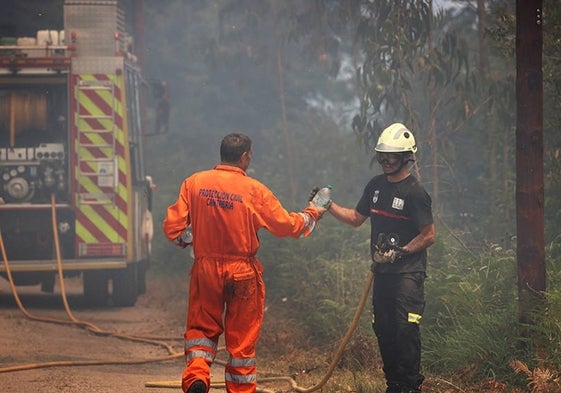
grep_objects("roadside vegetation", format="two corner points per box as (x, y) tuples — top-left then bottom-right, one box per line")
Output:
(143, 1), (561, 391)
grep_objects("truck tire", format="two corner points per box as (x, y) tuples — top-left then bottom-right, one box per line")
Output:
(112, 263), (138, 307)
(83, 270), (109, 307)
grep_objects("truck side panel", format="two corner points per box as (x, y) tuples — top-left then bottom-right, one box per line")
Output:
(0, 0), (153, 307)
(71, 71), (131, 259)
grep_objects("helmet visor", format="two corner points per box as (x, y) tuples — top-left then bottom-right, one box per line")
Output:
(376, 152), (402, 165)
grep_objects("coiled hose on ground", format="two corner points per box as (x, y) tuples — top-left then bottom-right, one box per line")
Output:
(145, 270), (374, 392)
(0, 194), (374, 392)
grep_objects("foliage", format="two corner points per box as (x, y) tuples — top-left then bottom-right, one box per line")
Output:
(423, 234), (524, 383)
(353, 0), (432, 130)
(259, 222), (373, 348)
(510, 359), (561, 393)
(141, 0), (561, 390)
(522, 239), (561, 366)
(421, 233), (561, 388)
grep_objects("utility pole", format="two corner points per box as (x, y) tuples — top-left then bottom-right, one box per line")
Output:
(516, 0), (545, 324)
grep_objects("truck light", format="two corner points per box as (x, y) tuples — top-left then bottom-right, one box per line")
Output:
(79, 243), (126, 257)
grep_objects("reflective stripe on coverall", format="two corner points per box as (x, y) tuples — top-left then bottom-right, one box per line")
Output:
(163, 165), (319, 393)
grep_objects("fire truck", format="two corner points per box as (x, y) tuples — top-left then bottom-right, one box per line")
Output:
(0, 0), (158, 306)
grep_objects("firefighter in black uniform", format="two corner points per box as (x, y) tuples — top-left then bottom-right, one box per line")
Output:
(313, 123), (435, 393)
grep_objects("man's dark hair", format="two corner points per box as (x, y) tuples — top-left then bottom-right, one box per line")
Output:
(220, 133), (252, 163)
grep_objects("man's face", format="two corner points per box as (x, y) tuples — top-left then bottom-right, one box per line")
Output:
(376, 152), (403, 173)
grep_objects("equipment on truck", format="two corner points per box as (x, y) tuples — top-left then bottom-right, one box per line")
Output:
(0, 0), (163, 306)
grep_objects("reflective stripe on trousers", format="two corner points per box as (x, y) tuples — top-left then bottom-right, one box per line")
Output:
(182, 258), (265, 393)
(185, 337), (217, 363)
(225, 354), (257, 388)
(182, 337), (218, 392)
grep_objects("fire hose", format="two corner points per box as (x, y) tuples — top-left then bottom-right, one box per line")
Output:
(0, 194), (184, 374)
(145, 270), (374, 392)
(0, 194), (375, 392)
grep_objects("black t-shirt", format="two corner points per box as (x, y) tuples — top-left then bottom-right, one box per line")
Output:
(356, 174), (433, 274)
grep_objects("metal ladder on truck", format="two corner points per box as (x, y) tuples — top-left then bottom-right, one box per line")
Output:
(76, 79), (117, 206)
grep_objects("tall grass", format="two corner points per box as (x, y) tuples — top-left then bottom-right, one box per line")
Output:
(269, 227), (561, 390)
(422, 233), (561, 388)
(259, 223), (374, 348)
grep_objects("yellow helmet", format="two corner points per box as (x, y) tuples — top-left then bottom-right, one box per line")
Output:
(375, 123), (417, 154)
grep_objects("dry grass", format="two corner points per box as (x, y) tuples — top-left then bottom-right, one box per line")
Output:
(510, 360), (561, 393)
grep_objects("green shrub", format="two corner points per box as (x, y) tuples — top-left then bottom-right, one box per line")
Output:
(422, 233), (561, 388)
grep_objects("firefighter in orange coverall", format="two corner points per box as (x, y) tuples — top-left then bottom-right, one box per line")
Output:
(163, 133), (326, 393)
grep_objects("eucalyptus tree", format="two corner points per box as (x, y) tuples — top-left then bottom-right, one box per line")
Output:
(487, 0), (561, 247)
(144, 0), (523, 243)
(542, 0), (561, 246)
(352, 1), (483, 220)
(213, 0), (363, 204)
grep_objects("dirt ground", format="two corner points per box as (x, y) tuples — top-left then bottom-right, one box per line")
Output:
(0, 272), (314, 393)
(0, 273), (233, 393)
(0, 266), (347, 393)
(0, 271), (505, 393)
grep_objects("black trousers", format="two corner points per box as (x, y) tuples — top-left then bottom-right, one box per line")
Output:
(372, 272), (426, 390)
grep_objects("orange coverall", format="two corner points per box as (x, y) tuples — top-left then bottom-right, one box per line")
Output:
(163, 164), (319, 393)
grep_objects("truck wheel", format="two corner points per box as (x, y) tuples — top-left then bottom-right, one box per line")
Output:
(112, 263), (138, 307)
(83, 271), (109, 307)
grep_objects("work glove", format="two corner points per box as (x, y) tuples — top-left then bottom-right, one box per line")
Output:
(308, 186), (333, 210)
(372, 248), (400, 263)
(173, 228), (193, 249)
(308, 187), (320, 202)
(173, 237), (190, 248)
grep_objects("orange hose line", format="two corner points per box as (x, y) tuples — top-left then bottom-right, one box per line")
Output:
(1, 195), (374, 392)
(0, 195), (183, 374)
(144, 273), (375, 392)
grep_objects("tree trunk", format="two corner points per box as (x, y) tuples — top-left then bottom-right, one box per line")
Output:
(515, 0), (545, 324)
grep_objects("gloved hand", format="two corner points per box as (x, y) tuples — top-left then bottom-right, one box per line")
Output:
(308, 187), (320, 202)
(173, 228), (193, 249)
(372, 248), (400, 263)
(173, 237), (190, 249)
(309, 186), (333, 210)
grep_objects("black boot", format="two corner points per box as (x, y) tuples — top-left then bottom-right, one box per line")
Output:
(401, 386), (421, 393)
(187, 380), (207, 393)
(385, 382), (402, 393)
